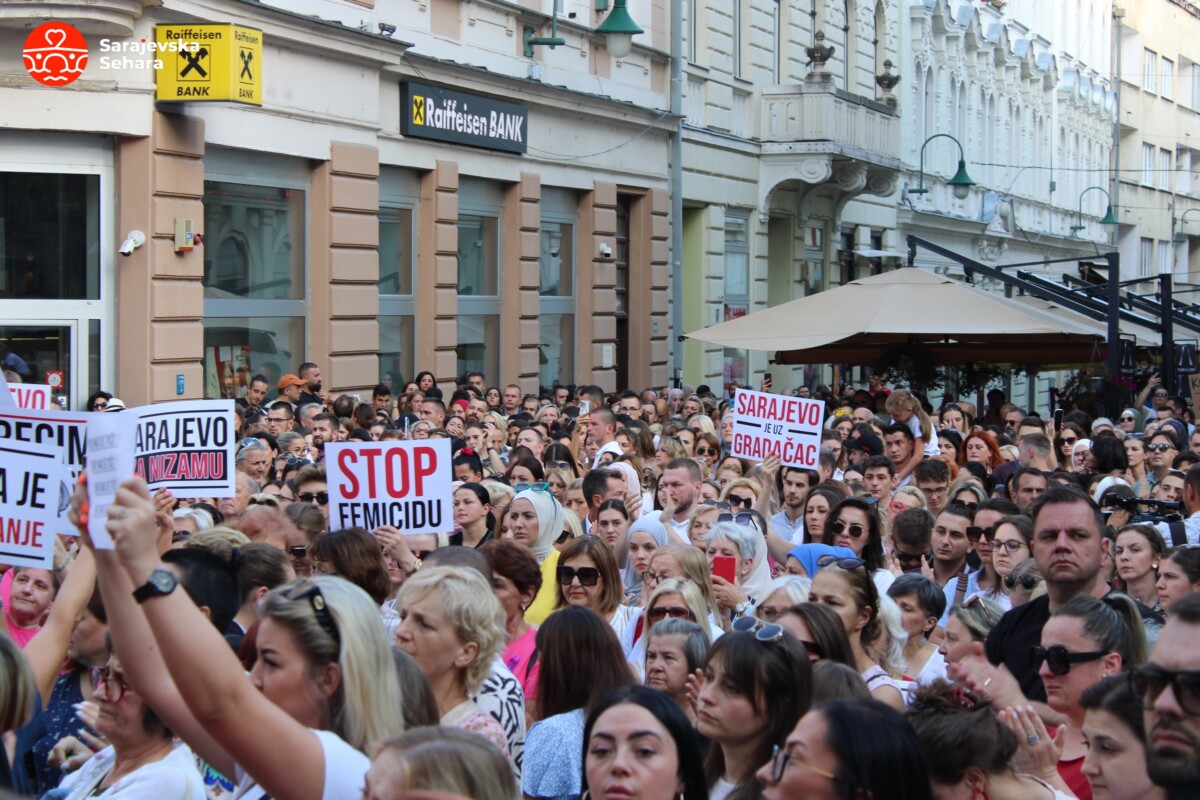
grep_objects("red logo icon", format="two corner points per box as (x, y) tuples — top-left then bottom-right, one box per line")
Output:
(23, 22), (88, 86)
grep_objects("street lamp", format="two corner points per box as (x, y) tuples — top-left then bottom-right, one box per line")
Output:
(1173, 208), (1200, 244)
(907, 133), (975, 200)
(1070, 186), (1119, 234)
(594, 0), (644, 58)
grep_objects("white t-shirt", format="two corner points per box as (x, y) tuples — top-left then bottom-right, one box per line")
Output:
(232, 729), (368, 800)
(899, 416), (940, 457)
(59, 742), (205, 800)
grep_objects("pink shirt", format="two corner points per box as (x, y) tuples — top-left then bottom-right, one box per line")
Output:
(503, 626), (541, 702)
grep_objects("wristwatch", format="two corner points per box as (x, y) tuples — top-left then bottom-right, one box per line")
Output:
(133, 568), (178, 604)
(734, 600), (752, 616)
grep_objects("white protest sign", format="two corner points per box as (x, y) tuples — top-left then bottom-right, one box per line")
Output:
(131, 400), (236, 498)
(0, 371), (14, 409)
(0, 409), (89, 537)
(325, 439), (453, 534)
(730, 388), (826, 469)
(8, 384), (55, 410)
(85, 411), (136, 550)
(0, 438), (68, 568)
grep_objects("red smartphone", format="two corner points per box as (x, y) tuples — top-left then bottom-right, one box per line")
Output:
(712, 555), (737, 584)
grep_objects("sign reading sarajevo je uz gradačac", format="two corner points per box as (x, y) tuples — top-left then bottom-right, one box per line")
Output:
(730, 388), (827, 470)
(401, 82), (527, 154)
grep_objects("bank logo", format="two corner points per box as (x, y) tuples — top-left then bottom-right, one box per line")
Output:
(412, 94), (426, 125)
(23, 22), (88, 86)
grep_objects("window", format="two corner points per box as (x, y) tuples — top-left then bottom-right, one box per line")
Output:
(378, 168), (418, 388)
(202, 153), (308, 400)
(722, 214), (750, 388)
(1144, 144), (1157, 185)
(0, 173), (100, 300)
(539, 187), (577, 389)
(1163, 57), (1174, 100)
(456, 177), (503, 382)
(1159, 240), (1174, 275)
(1139, 238), (1154, 278)
(1144, 49), (1157, 92)
(1161, 148), (1173, 191)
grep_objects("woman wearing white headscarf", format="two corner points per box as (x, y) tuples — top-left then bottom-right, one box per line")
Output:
(621, 516), (672, 603)
(506, 487), (566, 625)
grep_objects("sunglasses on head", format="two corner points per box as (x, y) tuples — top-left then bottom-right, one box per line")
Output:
(817, 554), (866, 570)
(285, 581), (341, 649)
(545, 461), (574, 471)
(1004, 574), (1040, 591)
(828, 520), (866, 539)
(1029, 644), (1105, 676)
(515, 481), (552, 493)
(717, 512), (756, 525)
(298, 491), (329, 505)
(557, 565), (602, 587)
(731, 615), (785, 642)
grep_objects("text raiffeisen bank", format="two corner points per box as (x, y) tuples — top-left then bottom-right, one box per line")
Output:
(96, 34), (202, 71)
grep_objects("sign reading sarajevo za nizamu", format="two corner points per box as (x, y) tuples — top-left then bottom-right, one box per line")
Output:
(401, 82), (527, 154)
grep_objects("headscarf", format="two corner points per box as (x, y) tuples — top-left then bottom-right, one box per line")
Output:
(1072, 438), (1093, 469)
(785, 544), (859, 578)
(594, 441), (625, 467)
(622, 516), (672, 601)
(1121, 408), (1145, 433)
(513, 488), (564, 563)
(608, 460), (643, 499)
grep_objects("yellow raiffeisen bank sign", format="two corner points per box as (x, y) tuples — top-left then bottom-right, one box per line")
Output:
(154, 24), (262, 105)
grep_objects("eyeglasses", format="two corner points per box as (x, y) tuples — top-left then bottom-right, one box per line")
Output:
(1004, 574), (1040, 591)
(887, 500), (911, 513)
(90, 666), (133, 703)
(647, 605), (695, 623)
(1130, 663), (1200, 716)
(286, 581), (341, 648)
(557, 566), (602, 587)
(828, 520), (866, 539)
(1029, 644), (1106, 676)
(514, 482), (551, 493)
(1147, 443), (1176, 453)
(728, 495), (755, 509)
(767, 745), (837, 784)
(992, 539), (1028, 554)
(545, 461), (574, 471)
(963, 526), (984, 543)
(267, 415), (293, 423)
(817, 554), (866, 570)
(1061, 437), (1078, 446)
(1119, 416), (1135, 422)
(716, 512), (756, 525)
(696, 447), (718, 456)
(731, 615), (784, 642)
(298, 491), (329, 505)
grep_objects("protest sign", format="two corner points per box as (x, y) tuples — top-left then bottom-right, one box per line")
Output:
(131, 400), (236, 497)
(326, 439), (453, 534)
(0, 439), (68, 568)
(7, 384), (54, 410)
(86, 411), (136, 550)
(0, 371), (13, 409)
(0, 409), (88, 537)
(730, 388), (826, 469)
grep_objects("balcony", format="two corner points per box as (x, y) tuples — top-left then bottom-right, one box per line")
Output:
(756, 71), (902, 221)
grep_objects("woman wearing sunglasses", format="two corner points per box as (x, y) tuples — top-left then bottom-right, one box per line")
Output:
(696, 627), (812, 800)
(1055, 423), (1086, 472)
(823, 497), (893, 595)
(88, 476), (404, 800)
(555, 535), (639, 654)
(1033, 594), (1148, 800)
(808, 559), (904, 710)
(1116, 407), (1144, 437)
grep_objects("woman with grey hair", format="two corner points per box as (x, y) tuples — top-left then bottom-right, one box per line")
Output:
(643, 618), (709, 725)
(703, 521), (765, 618)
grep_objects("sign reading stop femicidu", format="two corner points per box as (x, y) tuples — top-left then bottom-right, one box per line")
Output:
(325, 440), (453, 535)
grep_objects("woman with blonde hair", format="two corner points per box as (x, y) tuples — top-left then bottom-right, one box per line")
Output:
(686, 502), (721, 550)
(364, 727), (518, 800)
(645, 545), (725, 632)
(654, 436), (689, 470)
(395, 567), (509, 757)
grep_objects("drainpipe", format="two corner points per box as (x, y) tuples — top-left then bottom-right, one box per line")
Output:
(669, 0), (684, 388)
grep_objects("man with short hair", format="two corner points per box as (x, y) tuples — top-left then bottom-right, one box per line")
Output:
(297, 362), (324, 408)
(502, 384), (522, 417)
(1154, 463), (1200, 546)
(276, 374), (306, 407)
(913, 459), (951, 518)
(553, 385), (571, 408)
(1017, 432), (1054, 470)
(773, 467), (817, 543)
(1148, 430), (1182, 493)
(861, 455), (894, 504)
(464, 371), (485, 395)
(659, 458), (703, 542)
(586, 408), (617, 449)
(296, 403), (322, 433)
(1141, 593), (1200, 798)
(466, 396), (489, 423)
(991, 418), (1048, 488)
(310, 412), (339, 452)
(641, 402), (659, 426)
(515, 427), (546, 459)
(371, 384), (392, 416)
(890, 507), (934, 574)
(418, 398), (447, 429)
(294, 464), (329, 523)
(582, 467), (625, 528)
(236, 374), (270, 415)
(616, 391), (641, 419)
(1009, 467), (1049, 512)
(882, 424), (915, 487)
(1003, 407), (1026, 436)
(931, 504), (976, 625)
(265, 401), (295, 437)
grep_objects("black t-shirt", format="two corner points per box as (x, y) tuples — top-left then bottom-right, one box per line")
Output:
(986, 595), (1051, 702)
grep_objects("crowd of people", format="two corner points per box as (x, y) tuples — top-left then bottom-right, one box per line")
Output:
(1, 363), (1198, 800)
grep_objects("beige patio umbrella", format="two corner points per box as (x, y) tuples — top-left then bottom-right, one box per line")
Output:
(687, 267), (1108, 365)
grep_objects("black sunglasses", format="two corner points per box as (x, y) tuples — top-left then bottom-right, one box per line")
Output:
(286, 581), (341, 649)
(895, 551), (926, 565)
(964, 525), (992, 543)
(728, 495), (755, 508)
(695, 447), (718, 456)
(1029, 644), (1105, 676)
(1130, 663), (1200, 716)
(828, 520), (866, 539)
(298, 491), (329, 505)
(288, 545), (308, 559)
(716, 512), (756, 525)
(1004, 574), (1040, 591)
(557, 566), (602, 587)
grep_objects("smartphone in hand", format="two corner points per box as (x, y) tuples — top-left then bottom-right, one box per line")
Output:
(712, 555), (737, 584)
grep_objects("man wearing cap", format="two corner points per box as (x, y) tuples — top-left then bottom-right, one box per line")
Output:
(845, 431), (883, 470)
(297, 362), (324, 408)
(277, 374), (306, 407)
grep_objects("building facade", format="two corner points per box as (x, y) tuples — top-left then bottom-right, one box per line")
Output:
(0, 0), (675, 407)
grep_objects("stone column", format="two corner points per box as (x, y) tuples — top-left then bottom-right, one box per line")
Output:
(417, 161), (461, 394)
